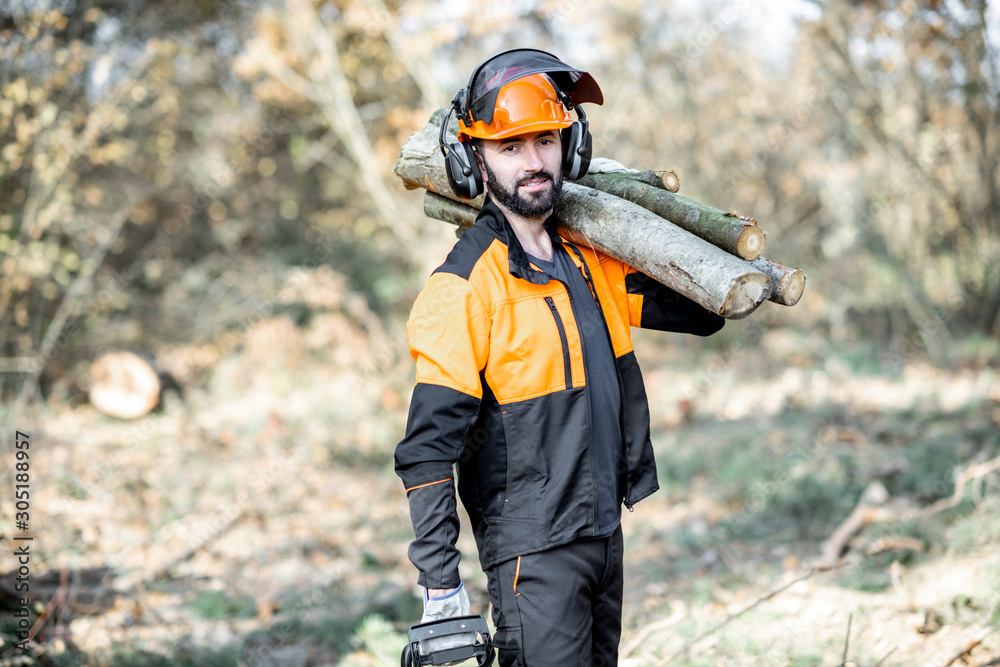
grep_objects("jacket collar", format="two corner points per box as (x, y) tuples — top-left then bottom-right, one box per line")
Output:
(474, 196), (562, 285)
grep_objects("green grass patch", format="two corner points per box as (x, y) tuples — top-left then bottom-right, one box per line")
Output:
(106, 643), (242, 667)
(189, 589), (258, 620)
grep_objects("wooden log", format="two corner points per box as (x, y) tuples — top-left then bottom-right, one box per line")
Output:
(593, 168), (679, 192)
(750, 257), (806, 306)
(423, 190), (476, 233)
(558, 184), (769, 318)
(393, 110), (486, 207)
(395, 111), (764, 260)
(421, 191), (770, 319)
(575, 171), (766, 260)
(659, 169), (680, 193)
(88, 351), (160, 419)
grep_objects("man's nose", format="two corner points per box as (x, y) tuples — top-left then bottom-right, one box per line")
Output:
(521, 143), (545, 172)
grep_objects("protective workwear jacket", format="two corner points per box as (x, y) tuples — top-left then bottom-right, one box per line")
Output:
(395, 197), (724, 589)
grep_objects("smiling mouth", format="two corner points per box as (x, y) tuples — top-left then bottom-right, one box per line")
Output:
(518, 176), (551, 191)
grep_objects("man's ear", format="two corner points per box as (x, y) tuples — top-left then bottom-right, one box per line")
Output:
(475, 148), (489, 184)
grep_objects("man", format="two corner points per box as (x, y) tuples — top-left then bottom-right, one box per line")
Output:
(395, 49), (725, 666)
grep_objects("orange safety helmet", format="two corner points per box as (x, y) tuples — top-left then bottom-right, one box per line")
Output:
(457, 73), (574, 141)
(440, 48), (603, 199)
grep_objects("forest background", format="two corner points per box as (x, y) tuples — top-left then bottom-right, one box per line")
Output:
(1, 0), (999, 665)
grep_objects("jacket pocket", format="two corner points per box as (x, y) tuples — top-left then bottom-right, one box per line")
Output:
(544, 296), (572, 390)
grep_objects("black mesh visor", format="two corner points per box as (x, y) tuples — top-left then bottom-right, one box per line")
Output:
(466, 49), (604, 125)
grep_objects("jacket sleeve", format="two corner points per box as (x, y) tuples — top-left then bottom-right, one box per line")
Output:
(394, 272), (491, 588)
(623, 265), (725, 335)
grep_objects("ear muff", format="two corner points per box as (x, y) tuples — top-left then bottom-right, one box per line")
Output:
(440, 92), (484, 200)
(443, 138), (483, 200)
(560, 115), (592, 181)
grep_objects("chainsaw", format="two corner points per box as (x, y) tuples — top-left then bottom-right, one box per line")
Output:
(400, 614), (495, 667)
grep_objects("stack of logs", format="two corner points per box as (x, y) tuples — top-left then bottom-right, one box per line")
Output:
(394, 109), (805, 320)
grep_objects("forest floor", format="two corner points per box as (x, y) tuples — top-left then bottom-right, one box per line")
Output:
(2, 282), (999, 666)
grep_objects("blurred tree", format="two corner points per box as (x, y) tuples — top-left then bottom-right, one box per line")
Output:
(798, 0), (999, 351)
(0, 2), (188, 407)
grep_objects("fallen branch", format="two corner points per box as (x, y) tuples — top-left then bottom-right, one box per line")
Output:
(113, 510), (245, 593)
(658, 562), (849, 665)
(620, 601), (686, 659)
(922, 455), (1000, 516)
(820, 482), (894, 567)
(819, 456), (1000, 565)
(873, 647), (898, 666)
(941, 627), (992, 667)
(840, 613), (853, 666)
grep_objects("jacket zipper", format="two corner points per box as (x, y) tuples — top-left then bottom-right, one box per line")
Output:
(544, 296), (572, 390)
(564, 243), (632, 516)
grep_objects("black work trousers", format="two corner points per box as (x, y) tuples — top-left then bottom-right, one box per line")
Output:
(485, 524), (624, 667)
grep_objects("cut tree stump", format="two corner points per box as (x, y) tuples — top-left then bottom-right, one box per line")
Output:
(88, 351), (160, 419)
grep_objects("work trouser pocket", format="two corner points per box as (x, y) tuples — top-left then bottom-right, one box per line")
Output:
(487, 555), (526, 666)
(491, 624), (525, 667)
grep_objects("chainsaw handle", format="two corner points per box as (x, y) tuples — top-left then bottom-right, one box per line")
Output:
(401, 614), (495, 666)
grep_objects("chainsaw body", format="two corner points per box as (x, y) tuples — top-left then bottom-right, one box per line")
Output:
(400, 614), (495, 667)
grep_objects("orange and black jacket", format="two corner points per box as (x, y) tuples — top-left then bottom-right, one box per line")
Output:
(395, 198), (724, 589)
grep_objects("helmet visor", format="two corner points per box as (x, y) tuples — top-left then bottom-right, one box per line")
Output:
(467, 49), (603, 126)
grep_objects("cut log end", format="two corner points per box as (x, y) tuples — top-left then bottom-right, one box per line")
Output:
(89, 351), (160, 420)
(737, 226), (766, 261)
(779, 270), (806, 306)
(658, 170), (680, 193)
(750, 257), (807, 306)
(720, 273), (770, 319)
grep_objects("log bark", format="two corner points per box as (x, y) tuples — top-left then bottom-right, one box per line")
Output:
(557, 183), (769, 318)
(423, 190), (476, 233)
(394, 110), (486, 207)
(575, 171), (766, 260)
(750, 257), (806, 306)
(421, 191), (770, 319)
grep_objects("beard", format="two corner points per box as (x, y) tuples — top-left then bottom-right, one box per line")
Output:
(482, 159), (564, 218)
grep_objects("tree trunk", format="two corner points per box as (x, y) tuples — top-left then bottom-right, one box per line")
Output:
(575, 171), (766, 260)
(421, 191), (770, 319)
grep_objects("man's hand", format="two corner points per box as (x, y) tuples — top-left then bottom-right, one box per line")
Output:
(420, 582), (477, 663)
(427, 587), (458, 598)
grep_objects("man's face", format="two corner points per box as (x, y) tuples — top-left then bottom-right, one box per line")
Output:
(477, 130), (564, 219)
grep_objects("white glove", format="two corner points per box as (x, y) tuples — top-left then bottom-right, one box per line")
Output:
(420, 583), (477, 662)
(587, 157), (639, 174)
